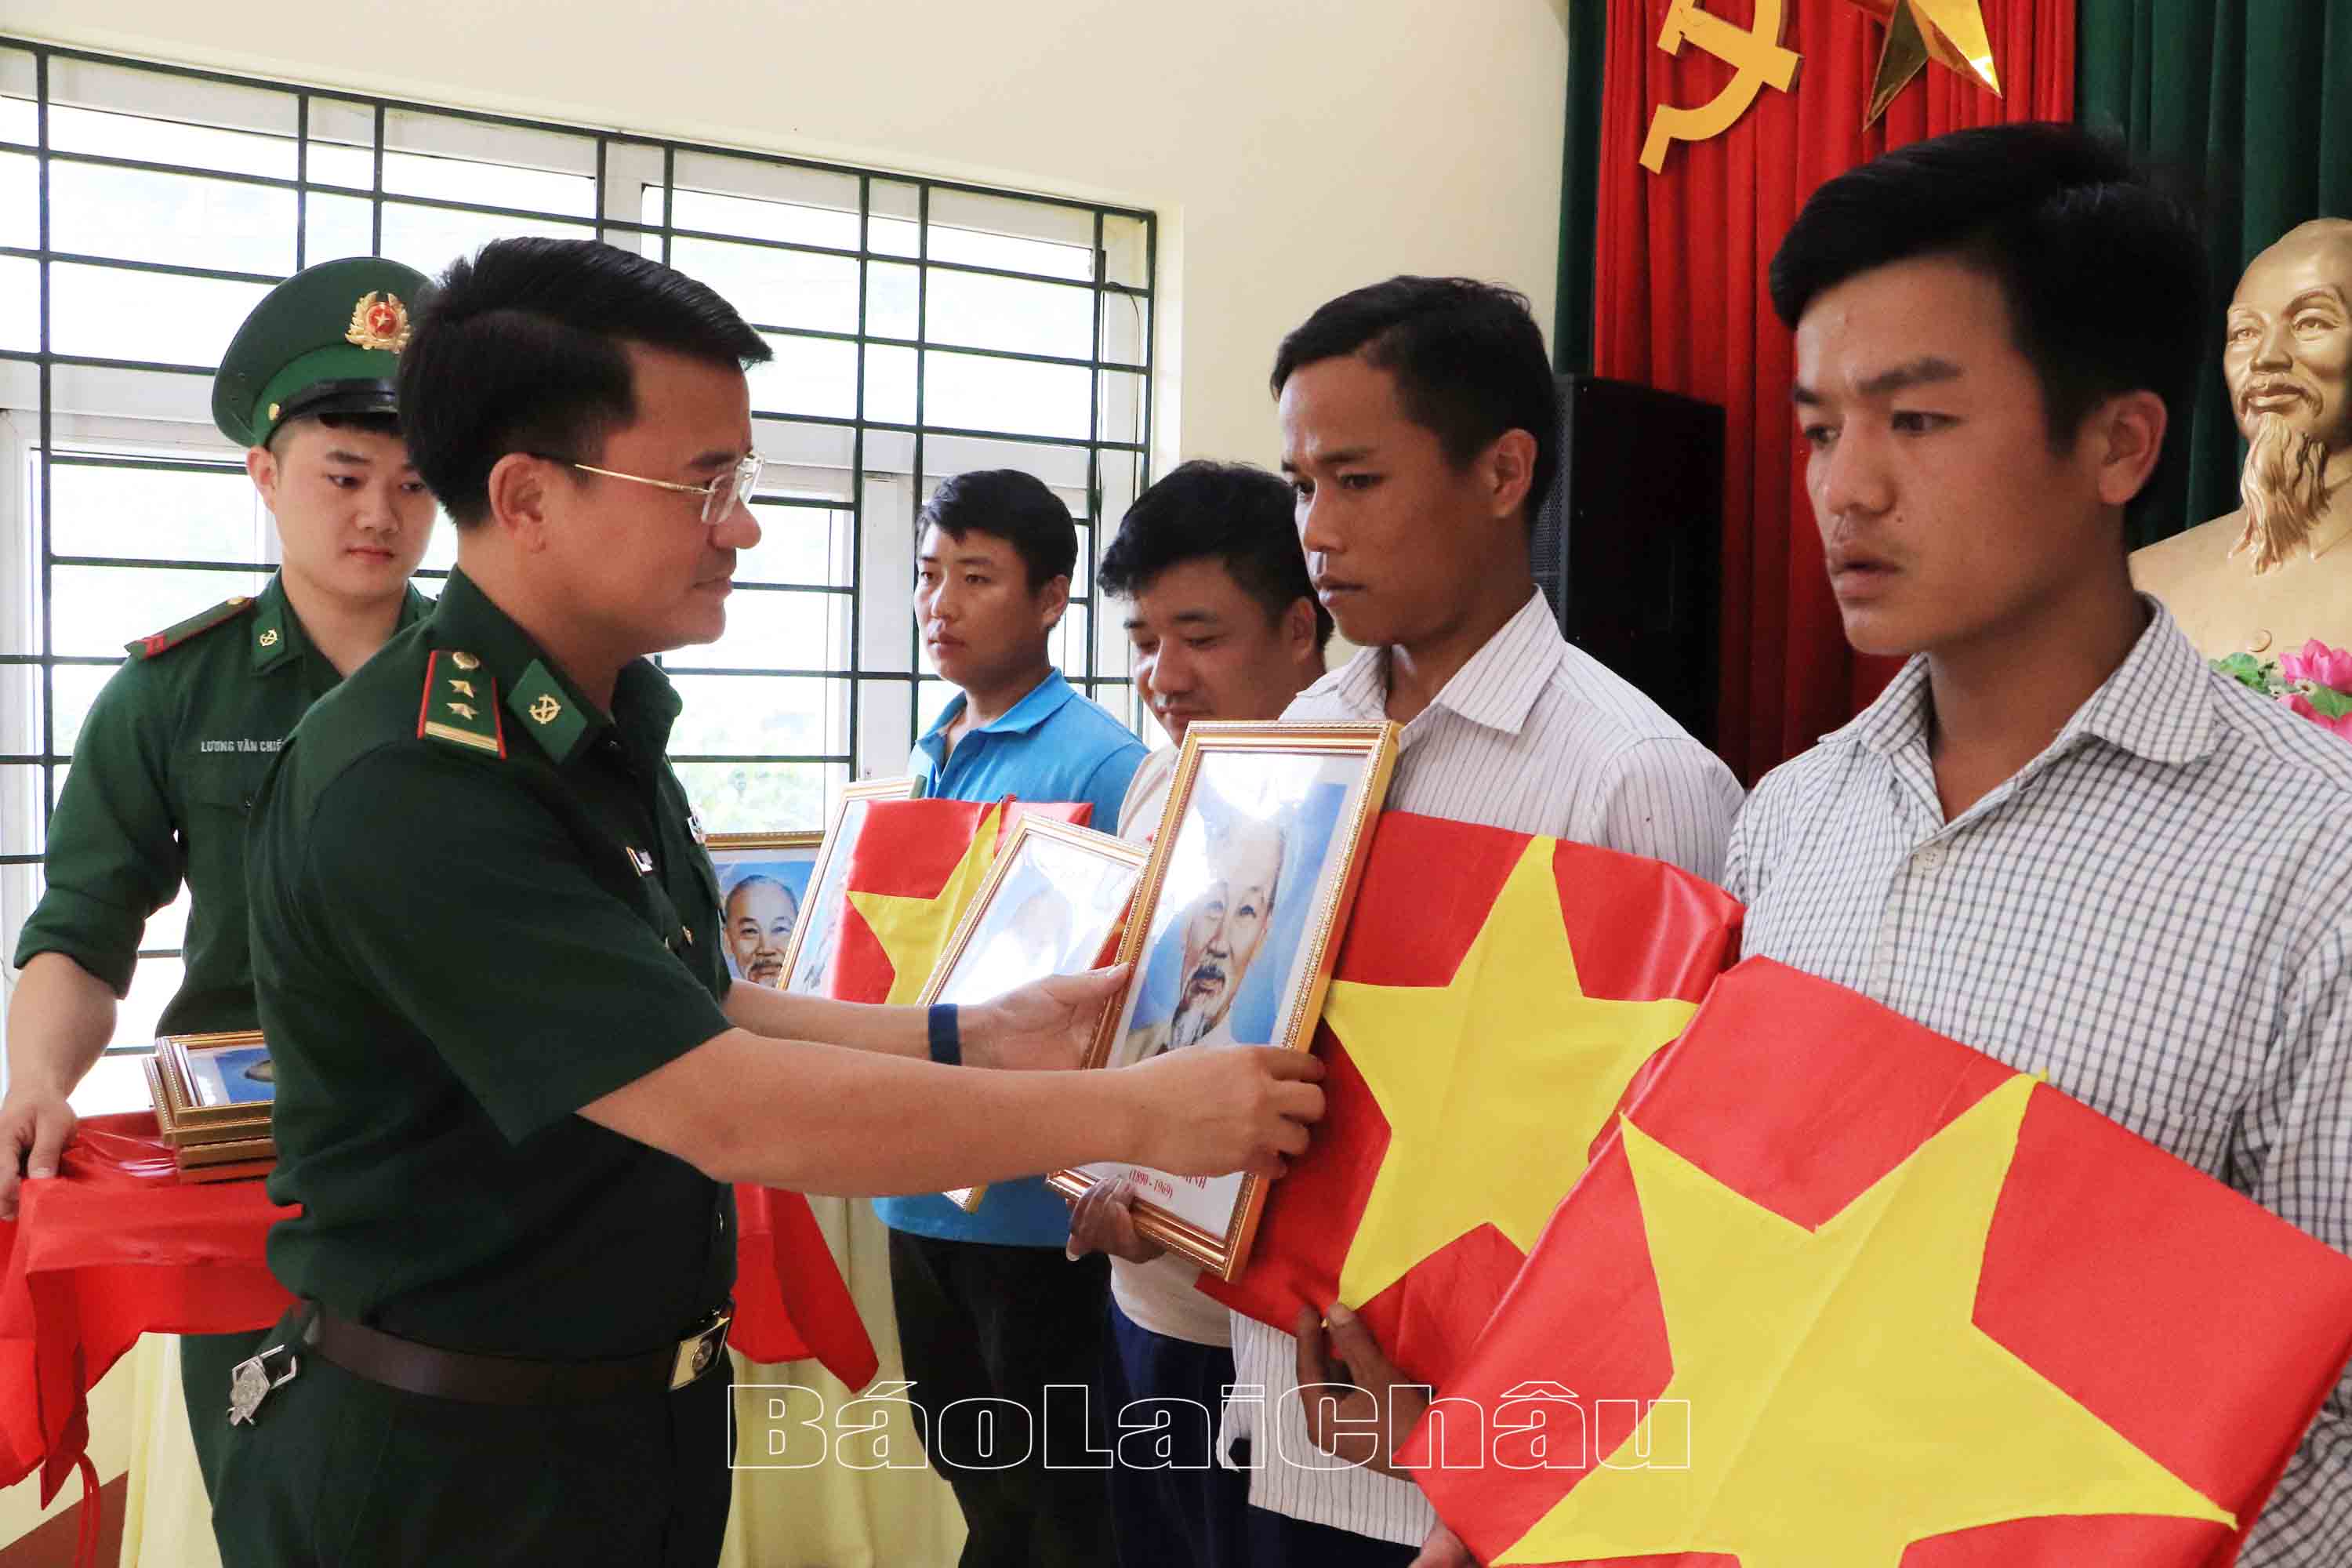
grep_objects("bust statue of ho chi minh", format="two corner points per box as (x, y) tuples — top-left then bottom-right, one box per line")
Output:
(2132, 219), (2352, 659)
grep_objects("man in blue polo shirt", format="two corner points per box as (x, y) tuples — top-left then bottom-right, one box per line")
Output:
(887, 466), (1146, 1566)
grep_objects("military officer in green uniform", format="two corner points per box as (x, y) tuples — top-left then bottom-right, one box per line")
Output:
(0, 256), (437, 1497)
(213, 237), (1323, 1567)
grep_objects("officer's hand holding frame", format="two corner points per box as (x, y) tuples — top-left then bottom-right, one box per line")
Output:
(915, 815), (1152, 1210)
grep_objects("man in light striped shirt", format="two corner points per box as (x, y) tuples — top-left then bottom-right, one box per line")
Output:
(1733, 126), (2352, 1564)
(1224, 276), (1744, 1563)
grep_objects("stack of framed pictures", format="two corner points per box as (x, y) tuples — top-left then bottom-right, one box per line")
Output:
(144, 1029), (278, 1182)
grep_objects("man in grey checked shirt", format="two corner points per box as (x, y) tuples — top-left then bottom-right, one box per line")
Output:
(1732, 125), (2352, 1563)
(1225, 277), (1744, 1566)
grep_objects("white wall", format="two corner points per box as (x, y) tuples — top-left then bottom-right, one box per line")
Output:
(12, 0), (1572, 471)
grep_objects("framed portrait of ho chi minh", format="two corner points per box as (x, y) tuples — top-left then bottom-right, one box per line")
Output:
(1048, 720), (1398, 1279)
(704, 831), (823, 990)
(778, 775), (921, 996)
(927, 815), (1152, 1213)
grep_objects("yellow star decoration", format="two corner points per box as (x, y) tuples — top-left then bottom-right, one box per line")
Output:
(1846, 0), (2002, 128)
(1324, 838), (1701, 1309)
(844, 804), (1006, 1006)
(1496, 1073), (2234, 1568)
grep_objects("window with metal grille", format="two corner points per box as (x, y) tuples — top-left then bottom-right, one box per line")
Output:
(0, 39), (1157, 1103)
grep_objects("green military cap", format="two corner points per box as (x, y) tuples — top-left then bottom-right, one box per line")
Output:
(212, 256), (432, 449)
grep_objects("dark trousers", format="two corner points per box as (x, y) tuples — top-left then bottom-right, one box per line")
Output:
(887, 1229), (1112, 1568)
(1243, 1504), (1421, 1567)
(208, 1307), (731, 1568)
(179, 1327), (271, 1501)
(1098, 1298), (1249, 1568)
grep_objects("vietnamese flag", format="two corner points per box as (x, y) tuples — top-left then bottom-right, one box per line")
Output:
(825, 797), (1090, 1005)
(1203, 811), (1740, 1392)
(1413, 958), (2352, 1568)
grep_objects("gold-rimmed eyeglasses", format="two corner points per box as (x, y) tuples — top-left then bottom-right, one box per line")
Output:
(545, 452), (768, 525)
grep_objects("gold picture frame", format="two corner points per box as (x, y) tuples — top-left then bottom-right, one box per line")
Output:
(1047, 720), (1398, 1279)
(149, 1029), (277, 1144)
(779, 775), (922, 996)
(921, 815), (1152, 1213)
(148, 1065), (275, 1160)
(705, 830), (823, 990)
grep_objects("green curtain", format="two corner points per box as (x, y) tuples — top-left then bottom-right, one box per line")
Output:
(1555, 0), (1607, 375)
(2078, 0), (2352, 547)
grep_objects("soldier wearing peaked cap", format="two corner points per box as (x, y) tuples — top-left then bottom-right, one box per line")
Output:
(212, 236), (1327, 1567)
(1, 255), (437, 1497)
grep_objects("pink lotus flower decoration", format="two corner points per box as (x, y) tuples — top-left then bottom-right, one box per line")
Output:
(2277, 640), (2352, 742)
(2279, 640), (2352, 692)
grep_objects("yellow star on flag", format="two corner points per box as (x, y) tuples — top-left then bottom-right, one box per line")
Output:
(1496, 1073), (2234, 1568)
(1845, 0), (2002, 127)
(845, 804), (1007, 1006)
(1323, 838), (1701, 1308)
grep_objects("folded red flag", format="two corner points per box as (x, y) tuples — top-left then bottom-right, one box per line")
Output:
(728, 1182), (877, 1388)
(824, 797), (1089, 1005)
(1413, 957), (2352, 1568)
(1201, 811), (1740, 1391)
(0, 1115), (295, 1501)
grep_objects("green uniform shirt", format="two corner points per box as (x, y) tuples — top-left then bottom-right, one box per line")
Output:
(11, 575), (431, 1036)
(248, 568), (737, 1359)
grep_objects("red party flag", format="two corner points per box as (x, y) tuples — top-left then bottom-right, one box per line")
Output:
(824, 797), (1090, 1005)
(1412, 957), (2352, 1568)
(1202, 810), (1741, 1392)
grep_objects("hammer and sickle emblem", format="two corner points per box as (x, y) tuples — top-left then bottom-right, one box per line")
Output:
(1640, 0), (1803, 172)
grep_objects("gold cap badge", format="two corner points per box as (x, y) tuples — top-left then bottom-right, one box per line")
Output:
(345, 292), (412, 354)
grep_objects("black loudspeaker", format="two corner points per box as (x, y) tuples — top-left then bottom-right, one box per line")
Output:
(1529, 375), (1724, 749)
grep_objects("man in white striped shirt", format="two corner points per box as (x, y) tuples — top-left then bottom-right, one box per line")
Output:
(1224, 276), (1744, 1563)
(1733, 126), (2352, 1564)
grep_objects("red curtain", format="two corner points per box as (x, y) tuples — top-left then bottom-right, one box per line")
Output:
(1593, 0), (2074, 781)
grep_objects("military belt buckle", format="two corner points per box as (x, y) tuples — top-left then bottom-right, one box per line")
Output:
(668, 1313), (731, 1392)
(227, 1342), (299, 1426)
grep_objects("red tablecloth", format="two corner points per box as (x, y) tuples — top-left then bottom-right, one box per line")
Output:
(0, 1113), (877, 1504)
